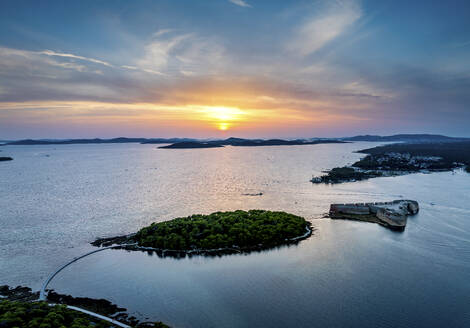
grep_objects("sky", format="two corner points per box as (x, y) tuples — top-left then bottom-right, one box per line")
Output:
(0, 0), (469, 139)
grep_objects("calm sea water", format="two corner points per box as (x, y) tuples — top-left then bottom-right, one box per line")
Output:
(1, 142), (469, 327)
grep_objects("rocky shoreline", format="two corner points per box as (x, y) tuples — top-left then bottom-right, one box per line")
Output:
(328, 200), (419, 230)
(0, 285), (168, 327)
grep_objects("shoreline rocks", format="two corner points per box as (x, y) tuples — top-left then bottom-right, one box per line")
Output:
(329, 200), (419, 231)
(0, 285), (168, 327)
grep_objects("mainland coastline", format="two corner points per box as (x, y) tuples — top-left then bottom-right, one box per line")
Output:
(311, 141), (470, 184)
(0, 285), (169, 328)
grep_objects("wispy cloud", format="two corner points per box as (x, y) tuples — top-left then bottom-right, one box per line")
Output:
(229, 0), (251, 8)
(137, 34), (192, 71)
(121, 64), (165, 76)
(136, 31), (226, 76)
(0, 47), (106, 76)
(153, 29), (173, 37)
(288, 0), (361, 56)
(39, 50), (113, 67)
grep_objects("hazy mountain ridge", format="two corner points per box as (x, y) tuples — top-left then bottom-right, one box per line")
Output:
(342, 134), (470, 142)
(2, 134), (468, 146)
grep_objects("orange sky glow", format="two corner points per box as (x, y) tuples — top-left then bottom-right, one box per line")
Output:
(0, 97), (370, 138)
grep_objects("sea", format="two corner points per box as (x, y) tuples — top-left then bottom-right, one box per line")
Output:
(1, 142), (469, 327)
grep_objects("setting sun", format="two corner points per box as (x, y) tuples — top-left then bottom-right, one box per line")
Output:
(218, 122), (229, 130)
(190, 105), (246, 131)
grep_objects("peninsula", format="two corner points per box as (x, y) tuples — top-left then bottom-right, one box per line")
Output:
(312, 141), (470, 184)
(92, 210), (312, 256)
(341, 134), (469, 142)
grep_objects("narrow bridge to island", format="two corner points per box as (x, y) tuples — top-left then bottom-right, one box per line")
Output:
(39, 243), (137, 328)
(39, 243), (137, 300)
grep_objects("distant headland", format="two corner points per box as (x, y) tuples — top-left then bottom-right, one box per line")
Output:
(312, 141), (470, 184)
(159, 141), (223, 149)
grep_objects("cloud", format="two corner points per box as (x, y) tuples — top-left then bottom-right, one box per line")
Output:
(39, 50), (113, 67)
(0, 46), (141, 104)
(0, 47), (92, 77)
(137, 33), (192, 71)
(288, 0), (362, 56)
(135, 31), (226, 76)
(153, 29), (173, 37)
(229, 0), (251, 8)
(121, 64), (165, 76)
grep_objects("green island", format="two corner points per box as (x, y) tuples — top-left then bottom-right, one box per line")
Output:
(0, 300), (168, 328)
(92, 210), (312, 254)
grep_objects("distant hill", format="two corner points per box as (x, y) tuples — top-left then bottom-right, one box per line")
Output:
(342, 134), (469, 142)
(3, 134), (467, 147)
(214, 139), (346, 147)
(1, 137), (196, 146)
(141, 138), (197, 144)
(0, 137), (346, 147)
(159, 139), (346, 149)
(159, 142), (223, 149)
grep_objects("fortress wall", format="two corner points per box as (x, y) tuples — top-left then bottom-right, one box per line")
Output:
(376, 208), (407, 228)
(330, 204), (370, 215)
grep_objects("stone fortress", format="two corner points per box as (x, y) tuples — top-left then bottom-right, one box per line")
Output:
(329, 200), (419, 230)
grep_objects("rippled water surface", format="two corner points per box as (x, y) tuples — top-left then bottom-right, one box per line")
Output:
(1, 143), (469, 327)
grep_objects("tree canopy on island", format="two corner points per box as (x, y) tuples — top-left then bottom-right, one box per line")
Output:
(135, 210), (309, 251)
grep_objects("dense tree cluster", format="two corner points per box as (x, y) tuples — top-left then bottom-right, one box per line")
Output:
(135, 210), (308, 251)
(0, 300), (170, 328)
(0, 300), (111, 328)
(312, 167), (382, 183)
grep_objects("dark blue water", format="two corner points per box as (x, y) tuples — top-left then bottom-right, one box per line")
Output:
(1, 143), (469, 327)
